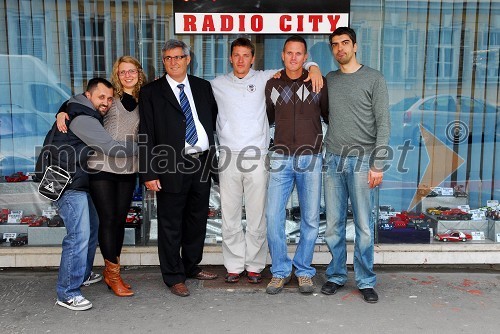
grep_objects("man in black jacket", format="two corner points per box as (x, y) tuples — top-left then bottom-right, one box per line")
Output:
(139, 39), (218, 297)
(45, 78), (137, 311)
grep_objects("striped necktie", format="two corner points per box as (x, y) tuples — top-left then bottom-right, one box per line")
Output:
(177, 84), (198, 146)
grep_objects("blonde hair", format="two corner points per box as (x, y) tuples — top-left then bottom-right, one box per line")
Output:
(110, 56), (146, 101)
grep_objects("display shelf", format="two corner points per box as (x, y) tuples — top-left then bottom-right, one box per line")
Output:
(420, 196), (468, 211)
(487, 220), (500, 242)
(377, 228), (430, 244)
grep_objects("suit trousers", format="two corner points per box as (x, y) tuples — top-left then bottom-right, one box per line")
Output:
(219, 151), (268, 274)
(156, 153), (211, 287)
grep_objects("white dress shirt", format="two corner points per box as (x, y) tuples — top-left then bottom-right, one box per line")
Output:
(166, 75), (209, 154)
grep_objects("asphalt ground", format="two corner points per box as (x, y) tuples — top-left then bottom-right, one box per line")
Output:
(0, 265), (499, 334)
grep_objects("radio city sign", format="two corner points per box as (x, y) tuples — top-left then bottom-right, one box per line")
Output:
(173, 0), (350, 34)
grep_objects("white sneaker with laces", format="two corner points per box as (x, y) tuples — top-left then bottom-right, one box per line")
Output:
(81, 271), (102, 286)
(56, 295), (92, 311)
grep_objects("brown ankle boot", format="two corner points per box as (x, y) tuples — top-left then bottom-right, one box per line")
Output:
(116, 257), (131, 289)
(103, 259), (134, 297)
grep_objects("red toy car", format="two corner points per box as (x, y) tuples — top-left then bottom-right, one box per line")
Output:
(389, 214), (409, 228)
(125, 206), (142, 225)
(401, 211), (425, 220)
(29, 216), (49, 227)
(4, 172), (29, 182)
(438, 208), (472, 220)
(0, 209), (9, 224)
(434, 230), (472, 242)
(20, 215), (37, 225)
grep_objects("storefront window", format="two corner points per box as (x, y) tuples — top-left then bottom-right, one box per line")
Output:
(0, 0), (498, 245)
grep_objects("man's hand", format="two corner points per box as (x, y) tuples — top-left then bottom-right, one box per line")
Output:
(56, 112), (69, 133)
(145, 179), (162, 192)
(304, 66), (323, 93)
(368, 169), (383, 189)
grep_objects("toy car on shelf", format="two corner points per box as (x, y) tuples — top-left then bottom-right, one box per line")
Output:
(426, 206), (451, 215)
(485, 210), (500, 220)
(19, 214), (36, 225)
(0, 209), (9, 224)
(10, 233), (28, 246)
(434, 230), (472, 242)
(29, 216), (49, 227)
(125, 206), (142, 225)
(47, 215), (64, 227)
(207, 206), (221, 219)
(389, 214), (409, 228)
(453, 185), (467, 197)
(401, 211), (425, 220)
(4, 171), (29, 182)
(407, 219), (431, 230)
(437, 208), (472, 220)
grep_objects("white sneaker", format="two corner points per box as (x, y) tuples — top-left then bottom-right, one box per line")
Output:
(56, 295), (92, 311)
(81, 271), (102, 286)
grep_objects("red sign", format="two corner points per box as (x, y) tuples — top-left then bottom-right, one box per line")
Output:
(175, 13), (348, 34)
(173, 1), (350, 34)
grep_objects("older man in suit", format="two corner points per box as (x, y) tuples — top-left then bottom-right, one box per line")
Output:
(139, 39), (219, 297)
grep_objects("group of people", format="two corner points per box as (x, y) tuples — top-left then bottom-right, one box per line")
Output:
(43, 27), (389, 311)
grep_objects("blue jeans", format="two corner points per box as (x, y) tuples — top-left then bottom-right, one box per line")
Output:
(54, 190), (99, 301)
(266, 153), (322, 278)
(323, 153), (376, 289)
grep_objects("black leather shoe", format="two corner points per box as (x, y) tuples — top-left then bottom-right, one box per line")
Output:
(321, 281), (344, 295)
(359, 288), (378, 303)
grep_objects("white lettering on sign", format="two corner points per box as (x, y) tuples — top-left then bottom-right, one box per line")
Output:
(175, 13), (349, 34)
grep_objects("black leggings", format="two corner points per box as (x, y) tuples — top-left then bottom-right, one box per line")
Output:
(89, 172), (136, 263)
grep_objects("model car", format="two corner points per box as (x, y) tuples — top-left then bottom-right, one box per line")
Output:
(426, 206), (450, 215)
(125, 206), (142, 225)
(0, 209), (9, 224)
(19, 214), (36, 225)
(4, 171), (29, 182)
(207, 206), (221, 218)
(29, 216), (49, 227)
(10, 233), (28, 246)
(438, 208), (472, 220)
(453, 185), (467, 197)
(407, 219), (431, 230)
(47, 215), (64, 227)
(434, 230), (472, 242)
(401, 211), (425, 220)
(486, 210), (500, 220)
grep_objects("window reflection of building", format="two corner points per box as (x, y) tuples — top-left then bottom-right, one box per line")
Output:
(0, 0), (498, 208)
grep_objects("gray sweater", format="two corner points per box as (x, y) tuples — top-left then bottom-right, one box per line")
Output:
(324, 65), (390, 159)
(87, 97), (139, 173)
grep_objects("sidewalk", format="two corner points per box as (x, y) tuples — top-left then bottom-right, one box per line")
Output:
(0, 265), (499, 334)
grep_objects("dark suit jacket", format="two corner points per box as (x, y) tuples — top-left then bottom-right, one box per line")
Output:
(138, 74), (218, 193)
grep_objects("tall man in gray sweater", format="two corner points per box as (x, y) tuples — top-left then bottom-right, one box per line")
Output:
(321, 27), (390, 303)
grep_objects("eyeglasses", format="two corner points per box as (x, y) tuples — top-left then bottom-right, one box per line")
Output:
(163, 55), (188, 62)
(118, 69), (139, 76)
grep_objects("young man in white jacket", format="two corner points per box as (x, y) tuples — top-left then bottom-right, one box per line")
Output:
(210, 37), (323, 284)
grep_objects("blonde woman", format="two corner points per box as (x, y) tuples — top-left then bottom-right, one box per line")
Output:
(57, 56), (146, 297)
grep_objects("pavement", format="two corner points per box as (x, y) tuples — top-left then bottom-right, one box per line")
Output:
(1, 265), (499, 334)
